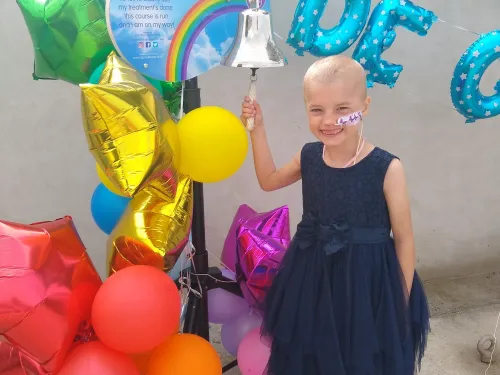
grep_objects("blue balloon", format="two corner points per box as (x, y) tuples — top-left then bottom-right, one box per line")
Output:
(287, 0), (371, 57)
(168, 244), (192, 280)
(450, 30), (500, 123)
(352, 0), (437, 88)
(91, 183), (131, 235)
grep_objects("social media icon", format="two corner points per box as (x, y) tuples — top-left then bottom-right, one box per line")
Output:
(153, 42), (159, 48)
(145, 41), (151, 48)
(138, 42), (144, 48)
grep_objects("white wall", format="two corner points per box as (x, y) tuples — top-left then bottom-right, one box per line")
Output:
(1, 0), (499, 279)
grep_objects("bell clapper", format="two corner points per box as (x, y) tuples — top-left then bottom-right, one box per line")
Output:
(246, 68), (259, 131)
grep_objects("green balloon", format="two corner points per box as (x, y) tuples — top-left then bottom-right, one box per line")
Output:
(160, 81), (183, 119)
(17, 0), (113, 85)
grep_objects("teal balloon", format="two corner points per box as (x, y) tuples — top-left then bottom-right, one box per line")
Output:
(450, 30), (500, 123)
(352, 0), (437, 88)
(91, 183), (130, 235)
(288, 0), (371, 57)
(88, 62), (164, 95)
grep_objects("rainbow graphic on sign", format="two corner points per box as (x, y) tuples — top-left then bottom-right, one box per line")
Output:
(107, 0), (269, 82)
(166, 0), (250, 82)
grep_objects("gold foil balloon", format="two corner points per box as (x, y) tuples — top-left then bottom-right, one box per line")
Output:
(80, 52), (179, 198)
(96, 162), (126, 197)
(107, 175), (193, 275)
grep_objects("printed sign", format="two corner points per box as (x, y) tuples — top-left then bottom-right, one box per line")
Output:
(106, 0), (270, 82)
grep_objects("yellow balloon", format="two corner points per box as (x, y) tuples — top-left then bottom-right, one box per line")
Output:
(95, 163), (126, 196)
(161, 118), (181, 169)
(177, 106), (248, 183)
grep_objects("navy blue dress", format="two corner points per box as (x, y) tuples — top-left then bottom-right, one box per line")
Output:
(261, 142), (430, 375)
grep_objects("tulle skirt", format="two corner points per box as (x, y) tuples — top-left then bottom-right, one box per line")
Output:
(260, 215), (430, 375)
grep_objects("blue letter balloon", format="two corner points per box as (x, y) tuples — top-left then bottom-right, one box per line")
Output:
(91, 183), (131, 235)
(451, 30), (500, 123)
(287, 0), (371, 56)
(352, 0), (437, 88)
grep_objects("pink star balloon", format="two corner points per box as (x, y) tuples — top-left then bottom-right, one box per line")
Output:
(221, 204), (290, 273)
(0, 216), (102, 374)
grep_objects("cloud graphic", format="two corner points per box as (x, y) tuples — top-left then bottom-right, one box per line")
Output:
(219, 37), (235, 55)
(187, 30), (223, 77)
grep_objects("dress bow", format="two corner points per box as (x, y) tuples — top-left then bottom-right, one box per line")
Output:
(295, 213), (351, 256)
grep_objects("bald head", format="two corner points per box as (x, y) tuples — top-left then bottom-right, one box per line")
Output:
(304, 55), (367, 100)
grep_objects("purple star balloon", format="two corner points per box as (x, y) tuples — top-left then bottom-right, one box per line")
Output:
(221, 205), (291, 272)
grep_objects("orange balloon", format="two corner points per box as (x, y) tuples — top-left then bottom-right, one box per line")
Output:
(130, 351), (153, 375)
(91, 265), (181, 354)
(58, 342), (139, 375)
(149, 334), (222, 375)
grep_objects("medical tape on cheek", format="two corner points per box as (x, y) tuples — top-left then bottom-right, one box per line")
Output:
(336, 111), (363, 126)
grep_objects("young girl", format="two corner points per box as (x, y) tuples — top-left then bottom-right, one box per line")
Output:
(240, 55), (430, 375)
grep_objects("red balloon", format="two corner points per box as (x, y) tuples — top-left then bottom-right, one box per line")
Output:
(58, 341), (140, 375)
(0, 217), (102, 374)
(92, 265), (181, 353)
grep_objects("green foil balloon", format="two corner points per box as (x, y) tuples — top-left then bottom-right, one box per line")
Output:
(17, 0), (113, 85)
(161, 81), (183, 120)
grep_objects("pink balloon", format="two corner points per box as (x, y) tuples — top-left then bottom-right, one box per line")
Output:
(221, 311), (263, 356)
(237, 328), (270, 375)
(58, 342), (140, 375)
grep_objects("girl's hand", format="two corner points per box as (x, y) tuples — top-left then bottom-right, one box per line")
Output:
(240, 96), (264, 129)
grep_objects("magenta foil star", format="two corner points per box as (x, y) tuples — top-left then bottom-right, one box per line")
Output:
(236, 226), (289, 308)
(220, 204), (291, 307)
(221, 205), (290, 272)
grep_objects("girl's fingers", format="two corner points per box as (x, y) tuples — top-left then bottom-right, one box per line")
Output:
(242, 107), (256, 114)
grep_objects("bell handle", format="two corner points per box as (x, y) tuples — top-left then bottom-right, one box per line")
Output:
(246, 69), (258, 131)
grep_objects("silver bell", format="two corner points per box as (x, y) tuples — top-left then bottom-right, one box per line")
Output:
(222, 2), (287, 68)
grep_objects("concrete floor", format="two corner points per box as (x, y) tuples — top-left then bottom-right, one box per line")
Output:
(212, 272), (500, 374)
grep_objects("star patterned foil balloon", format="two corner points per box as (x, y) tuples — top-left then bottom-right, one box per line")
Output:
(107, 175), (193, 276)
(80, 52), (179, 198)
(17, 0), (113, 85)
(352, 0), (437, 88)
(221, 204), (291, 273)
(0, 216), (102, 374)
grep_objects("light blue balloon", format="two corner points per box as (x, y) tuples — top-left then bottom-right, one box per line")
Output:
(450, 30), (500, 123)
(287, 0), (371, 56)
(352, 0), (437, 88)
(168, 246), (192, 280)
(90, 183), (130, 235)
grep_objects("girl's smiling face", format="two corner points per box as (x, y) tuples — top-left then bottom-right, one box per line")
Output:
(305, 79), (371, 147)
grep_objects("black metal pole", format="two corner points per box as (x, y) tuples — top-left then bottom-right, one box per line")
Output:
(182, 78), (210, 340)
(180, 77), (241, 372)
